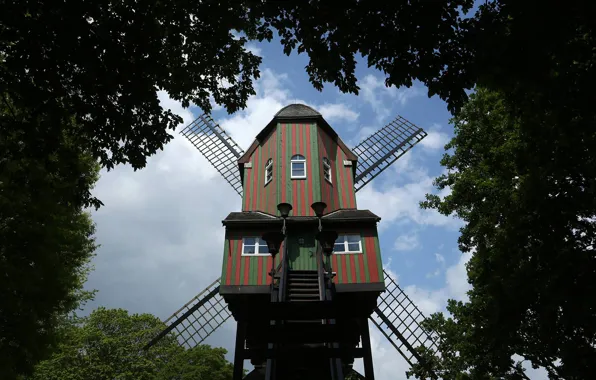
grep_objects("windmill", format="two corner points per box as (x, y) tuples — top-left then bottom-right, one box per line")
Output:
(145, 104), (440, 380)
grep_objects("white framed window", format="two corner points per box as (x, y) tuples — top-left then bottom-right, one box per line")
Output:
(323, 157), (332, 183)
(291, 154), (306, 179)
(265, 158), (273, 185)
(242, 237), (270, 255)
(333, 234), (362, 254)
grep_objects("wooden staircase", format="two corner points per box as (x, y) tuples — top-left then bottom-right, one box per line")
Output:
(286, 270), (320, 302)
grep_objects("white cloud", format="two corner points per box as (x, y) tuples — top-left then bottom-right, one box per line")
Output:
(245, 43), (263, 57)
(420, 123), (450, 150)
(393, 233), (420, 251)
(357, 174), (462, 231)
(445, 251), (473, 301)
(318, 103), (359, 122)
(359, 74), (424, 122)
(435, 253), (445, 264)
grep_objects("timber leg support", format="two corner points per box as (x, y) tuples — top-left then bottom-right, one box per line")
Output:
(233, 321), (247, 380)
(361, 318), (375, 380)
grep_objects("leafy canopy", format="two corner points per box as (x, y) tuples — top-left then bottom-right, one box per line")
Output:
(1, 1), (473, 173)
(414, 88), (596, 379)
(0, 100), (100, 379)
(28, 308), (234, 380)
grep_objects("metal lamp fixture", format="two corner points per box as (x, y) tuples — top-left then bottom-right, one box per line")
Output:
(310, 202), (327, 218)
(262, 231), (285, 277)
(277, 202), (292, 234)
(311, 201), (327, 231)
(277, 203), (293, 218)
(316, 230), (338, 257)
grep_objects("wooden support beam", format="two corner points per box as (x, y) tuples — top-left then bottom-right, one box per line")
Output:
(233, 322), (247, 380)
(243, 347), (364, 360)
(237, 301), (370, 321)
(360, 318), (375, 380)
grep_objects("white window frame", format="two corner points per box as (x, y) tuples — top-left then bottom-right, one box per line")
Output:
(290, 154), (306, 179)
(264, 158), (273, 185)
(323, 157), (332, 183)
(333, 234), (363, 254)
(241, 237), (271, 256)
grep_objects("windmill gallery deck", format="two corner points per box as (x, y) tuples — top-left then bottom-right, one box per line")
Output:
(145, 104), (439, 380)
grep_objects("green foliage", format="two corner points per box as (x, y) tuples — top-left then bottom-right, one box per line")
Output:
(416, 88), (596, 379)
(0, 100), (100, 378)
(1, 1), (474, 171)
(28, 308), (233, 380)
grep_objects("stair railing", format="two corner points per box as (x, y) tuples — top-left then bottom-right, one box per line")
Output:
(316, 242), (327, 301)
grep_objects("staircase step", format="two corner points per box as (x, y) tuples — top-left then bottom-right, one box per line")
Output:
(286, 298), (318, 302)
(288, 278), (318, 283)
(288, 289), (319, 297)
(289, 293), (319, 297)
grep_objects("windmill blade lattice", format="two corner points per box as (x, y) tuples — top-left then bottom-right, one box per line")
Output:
(370, 269), (440, 368)
(352, 115), (427, 192)
(145, 278), (232, 349)
(181, 113), (245, 196)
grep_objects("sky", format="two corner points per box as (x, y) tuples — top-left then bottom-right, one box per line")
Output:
(83, 36), (548, 379)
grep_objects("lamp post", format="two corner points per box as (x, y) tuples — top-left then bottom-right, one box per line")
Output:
(262, 231), (285, 279)
(316, 229), (338, 273)
(277, 202), (292, 234)
(310, 201), (327, 232)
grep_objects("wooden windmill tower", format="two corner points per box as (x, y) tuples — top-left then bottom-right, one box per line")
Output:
(146, 104), (440, 379)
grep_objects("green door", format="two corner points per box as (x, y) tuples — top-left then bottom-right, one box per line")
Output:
(287, 233), (318, 270)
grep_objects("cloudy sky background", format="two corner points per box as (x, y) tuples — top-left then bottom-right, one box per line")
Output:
(83, 34), (548, 379)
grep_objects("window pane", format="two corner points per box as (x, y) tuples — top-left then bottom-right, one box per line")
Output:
(292, 162), (305, 176)
(347, 242), (360, 252)
(243, 245), (256, 254)
(334, 242), (345, 252)
(346, 235), (360, 243)
(292, 154), (305, 160)
(244, 237), (256, 245)
(258, 244), (269, 254)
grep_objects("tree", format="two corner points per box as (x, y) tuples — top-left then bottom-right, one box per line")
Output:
(0, 1), (474, 174)
(415, 88), (596, 379)
(28, 308), (233, 380)
(0, 100), (100, 378)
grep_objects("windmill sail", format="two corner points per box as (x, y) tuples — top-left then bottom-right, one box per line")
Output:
(370, 270), (440, 370)
(181, 113), (245, 196)
(352, 115), (427, 192)
(145, 278), (232, 349)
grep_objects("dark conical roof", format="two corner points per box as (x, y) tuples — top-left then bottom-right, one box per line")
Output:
(274, 104), (321, 118)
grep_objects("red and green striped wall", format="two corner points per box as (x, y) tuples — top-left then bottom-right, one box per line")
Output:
(220, 227), (383, 287)
(242, 122), (357, 216)
(220, 229), (284, 287)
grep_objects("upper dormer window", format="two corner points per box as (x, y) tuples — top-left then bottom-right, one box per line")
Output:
(265, 158), (273, 185)
(323, 157), (332, 183)
(291, 154), (306, 179)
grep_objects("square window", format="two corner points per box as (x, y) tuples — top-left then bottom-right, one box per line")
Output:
(333, 234), (362, 253)
(347, 242), (360, 252)
(291, 162), (305, 178)
(242, 237), (270, 255)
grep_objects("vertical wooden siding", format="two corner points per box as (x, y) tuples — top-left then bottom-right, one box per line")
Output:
(242, 122), (356, 216)
(317, 128), (357, 212)
(221, 226), (384, 286)
(220, 230), (284, 286)
(330, 227), (384, 285)
(287, 233), (318, 270)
